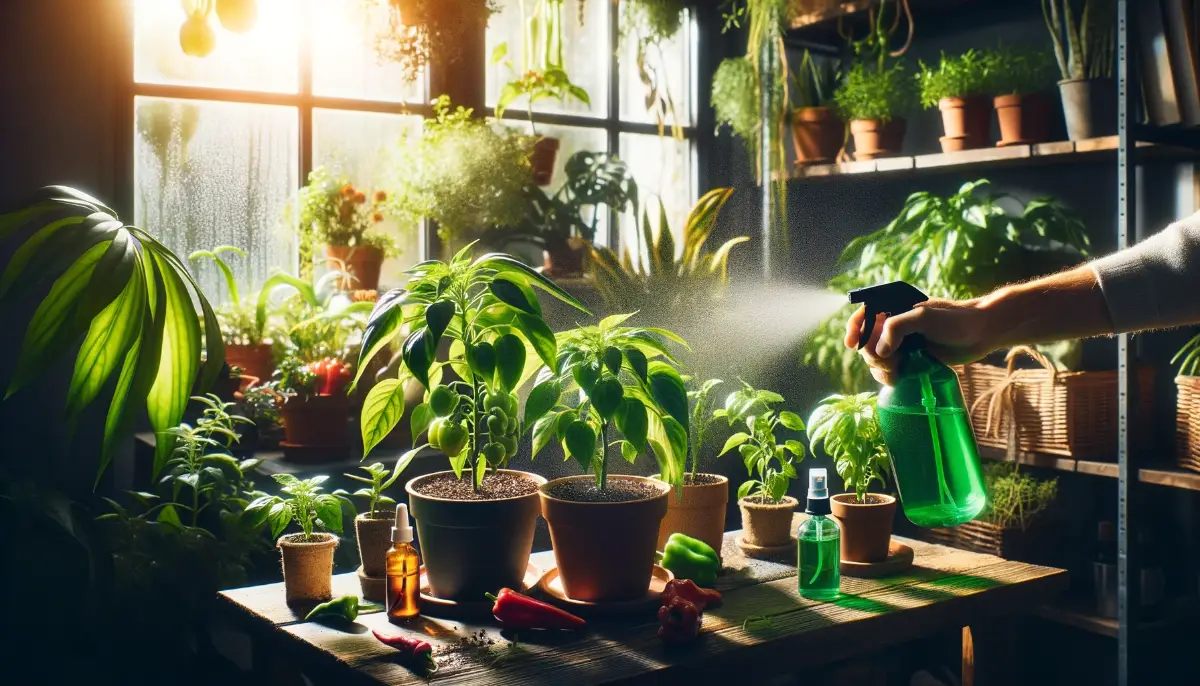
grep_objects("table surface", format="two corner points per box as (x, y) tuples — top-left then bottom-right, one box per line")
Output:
(218, 515), (1067, 685)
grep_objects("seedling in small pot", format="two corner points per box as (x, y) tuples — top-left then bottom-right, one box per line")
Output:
(716, 380), (808, 504)
(339, 462), (403, 518)
(248, 474), (351, 541)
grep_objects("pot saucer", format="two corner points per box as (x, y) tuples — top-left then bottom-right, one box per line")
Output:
(416, 562), (542, 618)
(840, 540), (915, 579)
(736, 534), (797, 559)
(356, 566), (386, 602)
(537, 565), (674, 618)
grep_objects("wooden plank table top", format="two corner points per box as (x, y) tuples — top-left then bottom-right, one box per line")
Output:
(218, 515), (1067, 685)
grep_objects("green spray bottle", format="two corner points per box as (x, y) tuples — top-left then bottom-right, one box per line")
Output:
(849, 281), (987, 527)
(798, 468), (840, 600)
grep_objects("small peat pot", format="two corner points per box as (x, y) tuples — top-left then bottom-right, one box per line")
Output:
(355, 512), (395, 580)
(531, 136), (561, 186)
(225, 343), (275, 383)
(654, 473), (729, 561)
(790, 106), (844, 164)
(540, 475), (669, 602)
(406, 470), (544, 601)
(325, 244), (384, 291)
(849, 118), (906, 160)
(738, 495), (797, 548)
(830, 493), (897, 563)
(278, 533), (339, 604)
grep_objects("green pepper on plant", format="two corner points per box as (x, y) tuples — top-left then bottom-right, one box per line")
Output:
(660, 533), (720, 587)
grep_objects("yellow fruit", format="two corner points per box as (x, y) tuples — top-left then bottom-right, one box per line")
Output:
(216, 0), (258, 34)
(179, 14), (216, 57)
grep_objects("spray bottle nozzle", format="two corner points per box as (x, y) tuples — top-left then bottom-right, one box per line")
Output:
(848, 281), (929, 350)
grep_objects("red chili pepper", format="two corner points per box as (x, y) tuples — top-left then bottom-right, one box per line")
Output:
(372, 629), (437, 672)
(657, 596), (701, 645)
(661, 579), (722, 612)
(486, 588), (586, 630)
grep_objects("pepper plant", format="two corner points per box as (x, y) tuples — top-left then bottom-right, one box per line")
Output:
(338, 462), (403, 518)
(158, 394), (257, 528)
(356, 245), (590, 489)
(807, 392), (890, 502)
(526, 314), (691, 490)
(716, 381), (807, 503)
(247, 474), (351, 541)
(686, 378), (725, 478)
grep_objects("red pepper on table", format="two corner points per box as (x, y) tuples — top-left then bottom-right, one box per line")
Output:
(661, 579), (722, 612)
(372, 629), (437, 672)
(486, 588), (587, 630)
(657, 596), (701, 645)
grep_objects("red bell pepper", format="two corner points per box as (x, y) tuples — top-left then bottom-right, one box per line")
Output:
(306, 357), (352, 396)
(486, 588), (586, 630)
(372, 629), (437, 672)
(661, 579), (722, 612)
(658, 596), (701, 645)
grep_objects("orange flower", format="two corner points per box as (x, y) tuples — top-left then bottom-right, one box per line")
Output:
(372, 212), (385, 223)
(341, 184), (355, 197)
(354, 192), (367, 205)
(374, 190), (388, 202)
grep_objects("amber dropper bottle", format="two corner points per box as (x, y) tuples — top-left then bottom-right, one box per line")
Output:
(386, 503), (421, 621)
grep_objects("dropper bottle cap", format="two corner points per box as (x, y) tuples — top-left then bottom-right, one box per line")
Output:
(391, 503), (413, 543)
(805, 468), (831, 516)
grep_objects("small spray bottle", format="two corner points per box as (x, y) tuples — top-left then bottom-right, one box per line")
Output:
(386, 503), (421, 621)
(849, 281), (987, 527)
(798, 468), (840, 600)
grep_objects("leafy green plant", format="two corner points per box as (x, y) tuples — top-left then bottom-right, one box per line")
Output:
(916, 49), (992, 108)
(687, 378), (724, 477)
(259, 270), (373, 365)
(712, 56), (761, 147)
(1043, 0), (1114, 80)
(295, 167), (398, 258)
(190, 245), (275, 347)
(247, 474), (351, 541)
(0, 186), (224, 479)
(793, 50), (842, 109)
(492, 0), (592, 131)
(979, 462), (1057, 531)
(716, 380), (807, 503)
(622, 0), (688, 136)
(340, 462), (405, 518)
(807, 392), (889, 502)
(528, 313), (691, 489)
(983, 45), (1057, 96)
(516, 151), (639, 254)
(834, 60), (915, 122)
(355, 246), (590, 486)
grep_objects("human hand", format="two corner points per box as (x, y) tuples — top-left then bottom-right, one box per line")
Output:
(843, 298), (997, 385)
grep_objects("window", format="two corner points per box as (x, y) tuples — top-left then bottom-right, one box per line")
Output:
(132, 0), (425, 298)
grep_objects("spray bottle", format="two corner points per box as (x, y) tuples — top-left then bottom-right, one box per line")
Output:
(798, 468), (840, 600)
(849, 281), (987, 527)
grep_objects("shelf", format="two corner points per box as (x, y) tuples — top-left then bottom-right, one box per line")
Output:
(787, 0), (966, 30)
(1032, 602), (1118, 638)
(1137, 467), (1200, 492)
(978, 446), (1117, 479)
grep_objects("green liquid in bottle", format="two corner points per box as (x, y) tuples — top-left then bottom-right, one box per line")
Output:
(798, 515), (840, 601)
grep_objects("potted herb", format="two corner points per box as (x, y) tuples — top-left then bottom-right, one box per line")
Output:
(1044, 0), (1115, 140)
(372, 0), (499, 84)
(916, 49), (992, 152)
(247, 474), (350, 604)
(717, 381), (807, 552)
(533, 314), (690, 601)
(274, 356), (353, 454)
(791, 50), (844, 164)
(190, 246), (276, 382)
(985, 45), (1058, 146)
(296, 167), (397, 291)
(655, 379), (729, 559)
(711, 56), (761, 156)
(356, 246), (590, 600)
(340, 462), (405, 586)
(834, 60), (914, 160)
(493, 0), (592, 185)
(807, 392), (894, 564)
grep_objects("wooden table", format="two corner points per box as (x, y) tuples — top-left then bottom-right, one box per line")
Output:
(217, 516), (1066, 685)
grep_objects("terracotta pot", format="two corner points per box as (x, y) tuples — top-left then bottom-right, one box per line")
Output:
(542, 236), (588, 278)
(531, 137), (561, 186)
(939, 136), (970, 153)
(738, 495), (797, 547)
(278, 533), (338, 604)
(540, 475), (669, 601)
(325, 244), (384, 291)
(355, 513), (394, 580)
(849, 118), (906, 160)
(790, 106), (844, 164)
(830, 493), (896, 563)
(1058, 78), (1116, 141)
(938, 96), (990, 148)
(407, 470), (545, 601)
(280, 394), (349, 448)
(654, 474), (729, 561)
(225, 343), (275, 382)
(994, 92), (1053, 146)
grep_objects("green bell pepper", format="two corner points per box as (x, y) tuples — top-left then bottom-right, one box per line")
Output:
(660, 533), (719, 587)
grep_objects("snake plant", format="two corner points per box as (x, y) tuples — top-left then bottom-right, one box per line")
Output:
(0, 186), (223, 482)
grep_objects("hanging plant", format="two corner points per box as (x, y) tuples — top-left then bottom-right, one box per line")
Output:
(622, 0), (688, 137)
(371, 0), (502, 83)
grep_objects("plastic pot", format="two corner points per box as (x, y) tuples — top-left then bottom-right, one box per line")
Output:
(280, 394), (349, 449)
(994, 92), (1053, 146)
(738, 495), (797, 547)
(654, 473), (729, 561)
(849, 118), (906, 160)
(278, 533), (339, 604)
(531, 137), (561, 186)
(540, 475), (669, 602)
(325, 244), (384, 291)
(790, 106), (844, 164)
(1058, 78), (1116, 141)
(830, 493), (896, 563)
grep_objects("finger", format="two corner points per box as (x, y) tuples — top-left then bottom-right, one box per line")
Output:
(870, 367), (896, 387)
(844, 305), (867, 349)
(876, 307), (927, 357)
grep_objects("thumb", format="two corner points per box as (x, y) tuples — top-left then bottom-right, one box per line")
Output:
(875, 307), (927, 358)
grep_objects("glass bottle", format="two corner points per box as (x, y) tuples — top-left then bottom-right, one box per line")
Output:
(798, 468), (840, 601)
(386, 503), (421, 621)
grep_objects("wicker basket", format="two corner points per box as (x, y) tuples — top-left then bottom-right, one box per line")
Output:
(956, 347), (1154, 460)
(917, 520), (1053, 563)
(1175, 376), (1200, 473)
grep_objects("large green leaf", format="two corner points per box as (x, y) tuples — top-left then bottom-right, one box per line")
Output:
(564, 420), (596, 472)
(532, 411), (560, 459)
(489, 275), (541, 315)
(354, 289), (411, 388)
(614, 398), (648, 450)
(146, 251), (202, 478)
(402, 327), (436, 388)
(523, 379), (561, 432)
(515, 313), (557, 368)
(493, 333), (526, 392)
(0, 215), (88, 298)
(473, 253), (591, 314)
(424, 299), (456, 342)
(361, 379), (407, 457)
(647, 362), (689, 435)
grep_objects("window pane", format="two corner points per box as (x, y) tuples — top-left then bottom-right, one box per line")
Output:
(313, 109), (425, 275)
(619, 10), (694, 126)
(618, 132), (693, 256)
(135, 97), (299, 299)
(134, 0), (299, 93)
(486, 0), (609, 118)
(312, 0), (424, 102)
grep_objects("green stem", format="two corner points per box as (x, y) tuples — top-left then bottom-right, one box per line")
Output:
(599, 421), (609, 491)
(459, 295), (484, 493)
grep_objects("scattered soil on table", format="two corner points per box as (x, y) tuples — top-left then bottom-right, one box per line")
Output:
(436, 628), (521, 672)
(682, 473), (723, 486)
(546, 479), (661, 503)
(412, 472), (538, 501)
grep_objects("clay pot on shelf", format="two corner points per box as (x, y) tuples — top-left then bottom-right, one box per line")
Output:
(830, 493), (896, 563)
(531, 137), (561, 186)
(542, 236), (588, 278)
(279, 394), (349, 452)
(225, 343), (275, 383)
(325, 244), (384, 291)
(994, 92), (1054, 146)
(278, 533), (339, 604)
(790, 106), (844, 164)
(407, 470), (545, 601)
(738, 495), (797, 548)
(938, 96), (991, 150)
(850, 118), (906, 160)
(1058, 78), (1116, 141)
(540, 475), (669, 602)
(654, 473), (729, 562)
